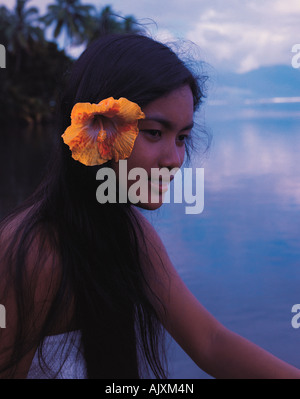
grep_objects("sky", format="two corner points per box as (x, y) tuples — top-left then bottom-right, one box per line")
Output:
(2, 0), (300, 73)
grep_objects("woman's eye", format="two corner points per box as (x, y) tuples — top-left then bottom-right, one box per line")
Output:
(142, 130), (161, 137)
(177, 134), (189, 144)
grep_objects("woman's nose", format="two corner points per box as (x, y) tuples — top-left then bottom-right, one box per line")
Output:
(158, 141), (184, 171)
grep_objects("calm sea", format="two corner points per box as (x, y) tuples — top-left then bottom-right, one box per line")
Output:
(1, 104), (300, 379)
(145, 104), (300, 378)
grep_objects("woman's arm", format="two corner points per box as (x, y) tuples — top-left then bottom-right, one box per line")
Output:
(134, 208), (300, 379)
(0, 214), (64, 378)
(158, 265), (300, 379)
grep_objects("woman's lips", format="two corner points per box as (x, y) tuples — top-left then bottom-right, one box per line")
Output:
(149, 178), (171, 194)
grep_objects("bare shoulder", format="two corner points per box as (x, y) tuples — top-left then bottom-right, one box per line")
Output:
(0, 206), (63, 316)
(0, 207), (63, 377)
(0, 207), (73, 377)
(1, 205), (59, 266)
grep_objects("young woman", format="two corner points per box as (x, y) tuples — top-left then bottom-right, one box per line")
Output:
(0, 33), (299, 379)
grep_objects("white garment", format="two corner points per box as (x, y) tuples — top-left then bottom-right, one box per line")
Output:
(27, 330), (87, 379)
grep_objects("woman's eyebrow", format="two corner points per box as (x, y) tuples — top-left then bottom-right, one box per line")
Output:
(143, 116), (194, 131)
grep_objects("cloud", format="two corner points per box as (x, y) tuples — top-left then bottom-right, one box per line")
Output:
(185, 0), (300, 72)
(2, 0), (300, 72)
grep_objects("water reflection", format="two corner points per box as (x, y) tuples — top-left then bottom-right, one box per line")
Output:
(152, 115), (300, 270)
(201, 118), (300, 208)
(146, 113), (300, 378)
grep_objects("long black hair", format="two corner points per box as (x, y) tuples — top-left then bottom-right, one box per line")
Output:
(0, 33), (207, 379)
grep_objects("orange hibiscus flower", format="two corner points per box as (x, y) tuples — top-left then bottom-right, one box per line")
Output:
(61, 97), (145, 166)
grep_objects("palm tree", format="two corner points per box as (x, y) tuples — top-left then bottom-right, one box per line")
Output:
(86, 6), (145, 44)
(40, 0), (95, 47)
(0, 6), (13, 46)
(96, 6), (123, 36)
(6, 0), (45, 73)
(123, 15), (144, 34)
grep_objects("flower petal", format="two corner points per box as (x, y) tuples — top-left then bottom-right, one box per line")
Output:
(62, 125), (107, 166)
(62, 97), (145, 166)
(111, 124), (140, 161)
(113, 98), (146, 123)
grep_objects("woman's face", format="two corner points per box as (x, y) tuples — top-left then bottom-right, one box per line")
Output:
(112, 85), (194, 210)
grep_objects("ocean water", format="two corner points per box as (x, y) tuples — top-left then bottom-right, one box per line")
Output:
(144, 106), (300, 378)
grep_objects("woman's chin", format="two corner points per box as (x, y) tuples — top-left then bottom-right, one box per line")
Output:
(130, 191), (166, 210)
(134, 201), (163, 211)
